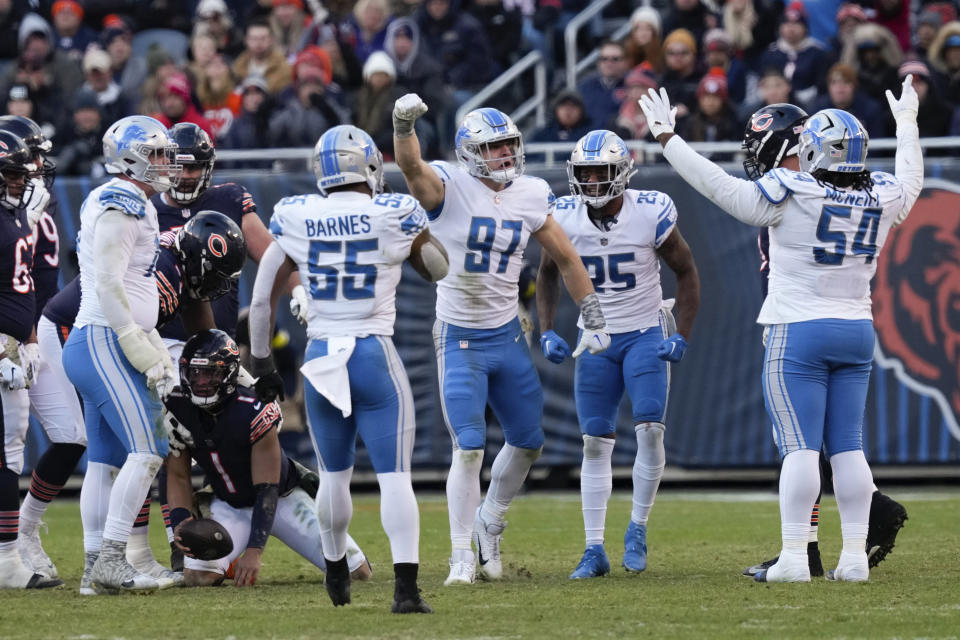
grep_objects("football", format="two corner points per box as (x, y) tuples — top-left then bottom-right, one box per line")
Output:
(178, 518), (234, 561)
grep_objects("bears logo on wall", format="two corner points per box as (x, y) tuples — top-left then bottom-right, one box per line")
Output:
(873, 181), (960, 442)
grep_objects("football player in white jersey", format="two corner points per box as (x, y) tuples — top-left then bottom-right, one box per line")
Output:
(539, 130), (699, 579)
(61, 115), (182, 592)
(392, 95), (611, 586)
(249, 125), (447, 613)
(640, 77), (922, 582)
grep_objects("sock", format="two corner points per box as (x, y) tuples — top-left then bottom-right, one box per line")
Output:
(631, 423), (665, 526)
(377, 471), (419, 564)
(778, 449), (821, 554)
(20, 443), (86, 529)
(0, 468), (20, 543)
(80, 462), (118, 553)
(102, 453), (163, 543)
(480, 444), (541, 526)
(126, 523), (154, 565)
(155, 464), (175, 544)
(580, 435), (614, 546)
(394, 562), (419, 599)
(132, 497), (151, 531)
(808, 495), (821, 543)
(830, 449), (873, 555)
(446, 448), (483, 553)
(315, 468), (353, 562)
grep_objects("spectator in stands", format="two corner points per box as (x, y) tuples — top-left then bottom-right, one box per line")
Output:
(271, 0), (312, 59)
(577, 39), (628, 130)
(139, 46), (179, 115)
(102, 25), (148, 111)
(810, 62), (887, 137)
(828, 3), (868, 64)
(416, 0), (495, 95)
(51, 0), (98, 64)
(197, 54), (242, 141)
(0, 0), (24, 61)
(351, 0), (393, 63)
(465, 0), (525, 71)
(611, 64), (658, 142)
(624, 6), (664, 74)
(737, 66), (802, 123)
(842, 24), (902, 106)
(296, 8), (365, 90)
(899, 59), (955, 138)
(281, 44), (350, 113)
(913, 10), (944, 62)
(384, 17), (446, 123)
(221, 74), (274, 161)
(4, 82), (33, 118)
(758, 1), (829, 106)
(268, 61), (345, 149)
(677, 69), (740, 154)
(663, 0), (716, 47)
(233, 17), (293, 96)
(529, 88), (592, 146)
(702, 28), (745, 105)
(150, 72), (215, 136)
(55, 89), (106, 176)
(194, 0), (245, 58)
(76, 47), (130, 126)
(189, 32), (219, 83)
(659, 29), (702, 119)
(927, 21), (960, 105)
(353, 51), (403, 157)
(724, 0), (785, 68)
(874, 0), (911, 54)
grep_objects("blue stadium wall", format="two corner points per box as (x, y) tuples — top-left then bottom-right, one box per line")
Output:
(25, 163), (960, 471)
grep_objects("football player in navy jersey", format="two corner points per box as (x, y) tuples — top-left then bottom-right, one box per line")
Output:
(0, 129), (61, 589)
(165, 330), (371, 588)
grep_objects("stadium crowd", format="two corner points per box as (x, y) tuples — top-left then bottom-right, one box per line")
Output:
(0, 0), (957, 170)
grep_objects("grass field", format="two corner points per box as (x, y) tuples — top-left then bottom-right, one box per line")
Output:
(2, 489), (959, 640)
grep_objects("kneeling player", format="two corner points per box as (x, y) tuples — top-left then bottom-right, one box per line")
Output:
(165, 329), (370, 587)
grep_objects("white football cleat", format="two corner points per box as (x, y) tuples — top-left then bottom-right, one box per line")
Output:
(472, 507), (505, 580)
(443, 559), (476, 586)
(18, 521), (58, 579)
(754, 550), (810, 583)
(0, 547), (62, 589)
(827, 550), (869, 582)
(92, 540), (160, 592)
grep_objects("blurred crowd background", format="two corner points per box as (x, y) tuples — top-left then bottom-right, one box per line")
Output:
(2, 0), (958, 176)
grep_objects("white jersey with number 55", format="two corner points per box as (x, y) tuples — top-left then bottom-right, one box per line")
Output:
(427, 161), (552, 329)
(269, 190), (427, 338)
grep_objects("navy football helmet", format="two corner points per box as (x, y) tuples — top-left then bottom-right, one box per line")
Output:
(0, 130), (36, 209)
(0, 115), (55, 187)
(169, 122), (216, 204)
(179, 329), (240, 409)
(175, 210), (246, 301)
(741, 103), (808, 180)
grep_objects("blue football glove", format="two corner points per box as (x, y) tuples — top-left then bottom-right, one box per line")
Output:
(540, 330), (571, 364)
(656, 333), (687, 362)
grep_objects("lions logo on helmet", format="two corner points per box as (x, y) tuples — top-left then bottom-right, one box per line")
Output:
(455, 108), (524, 183)
(179, 329), (240, 409)
(567, 130), (636, 208)
(313, 125), (384, 196)
(102, 115), (182, 191)
(175, 210), (246, 300)
(798, 108), (869, 174)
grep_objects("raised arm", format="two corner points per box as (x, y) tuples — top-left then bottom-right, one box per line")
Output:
(885, 74), (923, 224)
(392, 93), (445, 211)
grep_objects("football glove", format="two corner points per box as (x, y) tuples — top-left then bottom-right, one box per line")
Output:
(163, 409), (194, 457)
(116, 325), (165, 374)
(24, 178), (50, 230)
(638, 87), (678, 138)
(885, 74), (918, 122)
(289, 284), (309, 326)
(393, 93), (428, 138)
(540, 330), (571, 364)
(19, 342), (40, 386)
(251, 355), (285, 403)
(656, 333), (688, 362)
(0, 356), (27, 390)
(572, 329), (611, 358)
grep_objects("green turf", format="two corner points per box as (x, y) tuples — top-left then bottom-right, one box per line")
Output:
(2, 490), (959, 639)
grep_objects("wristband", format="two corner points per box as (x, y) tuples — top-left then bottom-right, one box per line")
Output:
(169, 507), (192, 529)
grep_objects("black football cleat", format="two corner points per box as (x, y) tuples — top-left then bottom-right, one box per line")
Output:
(743, 542), (823, 578)
(866, 491), (908, 568)
(392, 571), (433, 614)
(324, 557), (351, 607)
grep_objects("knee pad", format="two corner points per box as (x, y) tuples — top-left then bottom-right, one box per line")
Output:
(582, 434), (613, 459)
(582, 416), (615, 438)
(455, 426), (486, 451)
(504, 427), (544, 451)
(635, 422), (665, 448)
(632, 399), (666, 424)
(126, 452), (164, 478)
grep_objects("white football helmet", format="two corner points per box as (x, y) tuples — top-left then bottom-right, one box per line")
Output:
(102, 115), (181, 191)
(455, 108), (524, 182)
(567, 130), (636, 208)
(797, 108), (869, 174)
(313, 125), (384, 196)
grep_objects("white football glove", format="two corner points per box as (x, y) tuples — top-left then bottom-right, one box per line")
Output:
(885, 74), (919, 122)
(116, 325), (165, 374)
(24, 178), (50, 230)
(393, 93), (428, 138)
(289, 284), (309, 326)
(163, 409), (194, 457)
(571, 328), (612, 357)
(19, 342), (40, 386)
(0, 356), (27, 390)
(638, 87), (678, 138)
(147, 365), (177, 400)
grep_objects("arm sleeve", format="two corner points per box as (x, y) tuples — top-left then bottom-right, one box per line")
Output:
(249, 241), (287, 360)
(662, 136), (784, 227)
(892, 115), (923, 226)
(92, 210), (141, 331)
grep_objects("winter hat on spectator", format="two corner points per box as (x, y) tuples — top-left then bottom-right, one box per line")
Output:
(83, 48), (113, 72)
(146, 46), (175, 74)
(663, 29), (697, 57)
(918, 10), (943, 29)
(946, 34), (960, 49)
(552, 88), (585, 110)
(294, 46), (333, 85)
(52, 0), (83, 20)
(162, 73), (192, 101)
(17, 13), (53, 51)
(898, 59), (931, 79)
(240, 74), (269, 94)
(624, 64), (658, 90)
(923, 3), (958, 26)
(835, 3), (867, 24)
(697, 68), (728, 100)
(273, 0), (304, 7)
(100, 26), (131, 49)
(781, 1), (808, 28)
(196, 0), (229, 19)
(362, 51), (396, 81)
(703, 28), (732, 53)
(629, 6), (661, 36)
(7, 83), (31, 103)
(73, 88), (102, 111)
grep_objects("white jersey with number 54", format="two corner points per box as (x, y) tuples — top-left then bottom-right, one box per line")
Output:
(269, 190), (427, 338)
